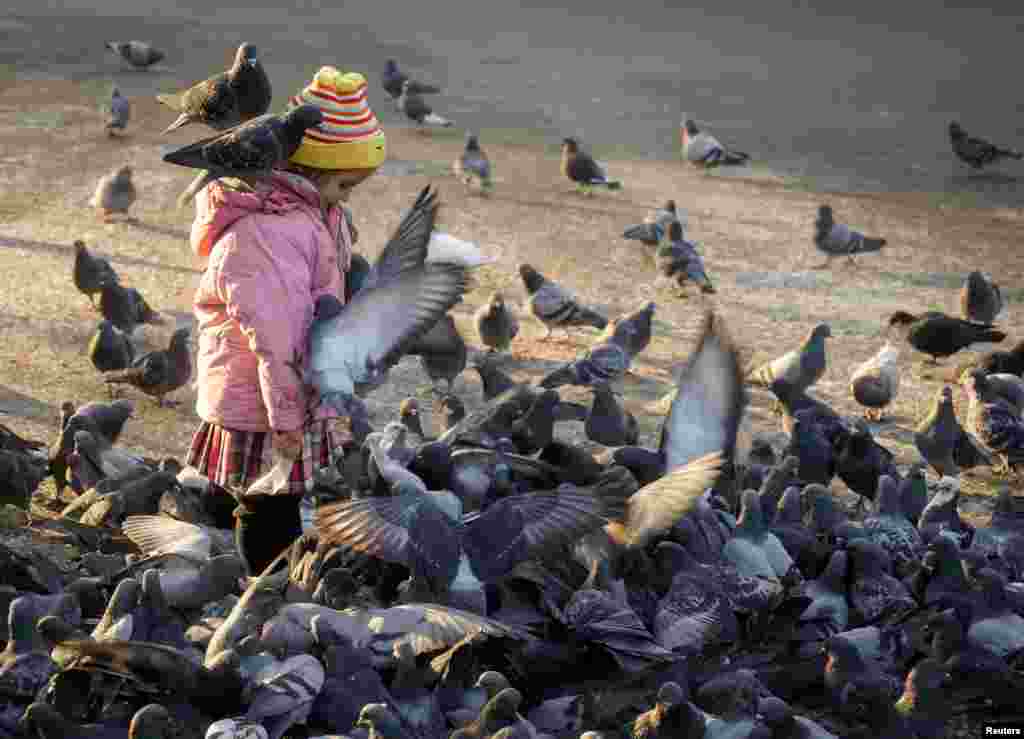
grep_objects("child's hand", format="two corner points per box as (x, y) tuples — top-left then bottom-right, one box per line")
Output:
(272, 430), (303, 461)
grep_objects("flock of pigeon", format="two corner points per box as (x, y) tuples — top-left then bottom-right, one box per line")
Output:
(1, 38), (1023, 739)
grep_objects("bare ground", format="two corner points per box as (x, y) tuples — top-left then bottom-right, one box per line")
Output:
(1, 76), (1023, 528)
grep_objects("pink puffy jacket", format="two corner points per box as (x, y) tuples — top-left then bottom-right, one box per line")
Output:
(191, 171), (351, 432)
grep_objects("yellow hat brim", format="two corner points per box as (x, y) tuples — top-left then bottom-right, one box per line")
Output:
(288, 131), (387, 171)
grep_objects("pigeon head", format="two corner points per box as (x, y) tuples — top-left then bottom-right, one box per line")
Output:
(285, 103), (325, 134)
(817, 204), (833, 224)
(825, 635), (863, 668)
(561, 136), (581, 154)
(487, 291), (505, 312)
(758, 696), (793, 727)
(129, 704), (173, 738)
(169, 327), (191, 350)
(385, 59), (398, 73)
(888, 311), (918, 330)
(475, 670), (511, 697)
(948, 121), (964, 140)
(236, 42), (260, 67)
(808, 323), (832, 342)
(399, 397), (419, 419)
(437, 393), (466, 425)
(656, 680), (685, 707)
(682, 118), (700, 135)
(115, 165), (133, 181)
(664, 199), (677, 214)
(357, 703), (398, 731)
(667, 220), (684, 242)
(518, 263), (546, 293)
(465, 133), (481, 151)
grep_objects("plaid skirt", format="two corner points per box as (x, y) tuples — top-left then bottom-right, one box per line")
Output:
(185, 420), (343, 496)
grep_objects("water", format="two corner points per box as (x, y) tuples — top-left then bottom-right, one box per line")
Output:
(4, 0), (1024, 206)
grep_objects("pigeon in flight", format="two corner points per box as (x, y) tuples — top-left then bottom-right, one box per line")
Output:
(105, 40), (164, 69)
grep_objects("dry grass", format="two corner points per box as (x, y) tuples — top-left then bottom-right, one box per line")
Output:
(1, 77), (1022, 524)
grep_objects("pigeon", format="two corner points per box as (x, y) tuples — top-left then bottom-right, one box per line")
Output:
(454, 134), (493, 193)
(948, 121), (1022, 169)
(604, 310), (745, 548)
(584, 382), (639, 447)
(73, 240), (120, 305)
(833, 419), (899, 506)
(927, 607), (1023, 707)
(560, 137), (622, 195)
(119, 515), (245, 610)
(656, 221), (715, 295)
(67, 428), (149, 492)
(962, 368), (1024, 473)
(103, 328), (192, 406)
(519, 263), (608, 340)
(680, 115), (750, 168)
(862, 475), (923, 575)
(475, 292), (519, 353)
(471, 354), (518, 402)
(538, 322), (635, 389)
(915, 385), (991, 476)
(758, 697), (838, 739)
(162, 104), (325, 208)
(812, 205), (887, 269)
(823, 634), (900, 720)
(407, 315), (468, 393)
(969, 339), (1024, 377)
(105, 40), (164, 69)
(629, 681), (705, 739)
(397, 79), (453, 129)
(898, 462), (928, 524)
(846, 539), (916, 624)
(849, 341), (900, 421)
(381, 59), (441, 101)
(971, 372), (1024, 415)
(603, 301), (656, 358)
(106, 87), (131, 136)
(90, 165), (136, 222)
(51, 399), (135, 493)
(888, 310), (1005, 363)
(21, 702), (177, 739)
(316, 457), (613, 613)
(786, 408), (838, 486)
(960, 270), (1003, 324)
(794, 549), (850, 641)
(622, 200), (682, 247)
(967, 568), (1024, 659)
(307, 186), (469, 444)
(157, 43), (271, 134)
(0, 596), (60, 700)
(723, 489), (796, 587)
(98, 283), (163, 335)
(88, 320), (135, 375)
(245, 653), (326, 739)
(749, 323), (831, 402)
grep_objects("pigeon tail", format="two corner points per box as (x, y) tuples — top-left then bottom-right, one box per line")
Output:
(538, 363), (580, 390)
(858, 238), (887, 254)
(721, 150), (750, 166)
(996, 147), (1023, 160)
(423, 113), (454, 128)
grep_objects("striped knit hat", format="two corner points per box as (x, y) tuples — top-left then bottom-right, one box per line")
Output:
(287, 67), (386, 170)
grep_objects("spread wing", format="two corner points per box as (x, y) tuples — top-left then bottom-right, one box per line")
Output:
(122, 515), (212, 559)
(372, 186), (438, 285)
(660, 312), (745, 469)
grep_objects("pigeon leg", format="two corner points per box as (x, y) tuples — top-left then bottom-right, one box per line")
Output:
(540, 325), (553, 342)
(810, 258), (833, 270)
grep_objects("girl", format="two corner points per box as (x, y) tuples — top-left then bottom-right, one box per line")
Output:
(184, 67), (386, 574)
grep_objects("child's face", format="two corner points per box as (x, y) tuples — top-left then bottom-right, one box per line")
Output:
(318, 168), (376, 205)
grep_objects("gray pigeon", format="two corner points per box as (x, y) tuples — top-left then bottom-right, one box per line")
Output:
(157, 42), (272, 133)
(519, 263), (608, 340)
(812, 205), (886, 269)
(622, 200), (681, 247)
(103, 328), (192, 406)
(106, 87), (130, 136)
(656, 221), (715, 294)
(90, 165), (136, 222)
(584, 382), (639, 447)
(105, 40), (164, 69)
(407, 314), (468, 393)
(475, 292), (519, 352)
(97, 283), (163, 335)
(749, 323), (831, 397)
(308, 186), (469, 444)
(538, 327), (633, 389)
(949, 121), (1022, 169)
(454, 134), (493, 193)
(680, 116), (750, 168)
(397, 79), (453, 129)
(163, 104), (325, 207)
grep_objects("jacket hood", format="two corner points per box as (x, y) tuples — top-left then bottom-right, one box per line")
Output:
(191, 170), (333, 260)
